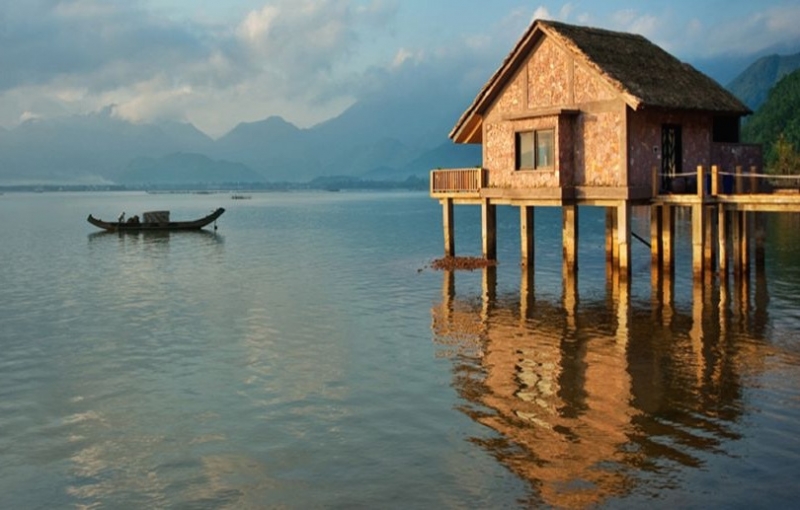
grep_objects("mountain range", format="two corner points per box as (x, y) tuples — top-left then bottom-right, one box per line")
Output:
(0, 51), (797, 186)
(727, 53), (800, 110)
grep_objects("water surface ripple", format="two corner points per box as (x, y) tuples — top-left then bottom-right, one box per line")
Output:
(1, 192), (799, 508)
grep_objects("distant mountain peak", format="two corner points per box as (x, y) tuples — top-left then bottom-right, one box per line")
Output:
(727, 52), (800, 110)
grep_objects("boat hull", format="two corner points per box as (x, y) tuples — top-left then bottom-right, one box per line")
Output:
(87, 208), (225, 232)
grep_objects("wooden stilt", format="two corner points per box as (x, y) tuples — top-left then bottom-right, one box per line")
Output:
(662, 205), (674, 274)
(520, 205), (534, 267)
(481, 199), (496, 260)
(606, 207), (618, 279)
(617, 202), (631, 280)
(562, 204), (578, 276)
(704, 205), (715, 274)
(650, 204), (662, 267)
(692, 202), (705, 279)
(442, 198), (454, 257)
(732, 210), (743, 276)
(564, 269), (578, 333)
(610, 207), (619, 270)
(616, 273), (630, 346)
(718, 206), (728, 276)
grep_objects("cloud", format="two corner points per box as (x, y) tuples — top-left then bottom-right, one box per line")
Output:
(0, 0), (397, 136)
(697, 4), (800, 56)
(531, 3), (575, 23)
(235, 0), (396, 88)
(602, 4), (800, 60)
(0, 1), (797, 138)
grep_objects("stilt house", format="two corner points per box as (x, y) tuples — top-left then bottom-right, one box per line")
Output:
(431, 19), (761, 274)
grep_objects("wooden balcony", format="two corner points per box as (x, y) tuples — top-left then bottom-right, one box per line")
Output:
(430, 168), (484, 198)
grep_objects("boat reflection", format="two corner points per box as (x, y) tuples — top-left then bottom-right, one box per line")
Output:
(88, 229), (223, 245)
(432, 268), (771, 508)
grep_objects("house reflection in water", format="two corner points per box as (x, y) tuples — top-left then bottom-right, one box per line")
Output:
(432, 269), (770, 508)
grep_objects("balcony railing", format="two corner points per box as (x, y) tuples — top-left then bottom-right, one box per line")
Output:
(430, 168), (484, 195)
(653, 165), (800, 197)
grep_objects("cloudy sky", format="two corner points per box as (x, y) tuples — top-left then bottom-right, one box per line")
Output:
(1, 0), (798, 137)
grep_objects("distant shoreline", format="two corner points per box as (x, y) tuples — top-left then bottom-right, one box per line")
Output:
(0, 177), (428, 194)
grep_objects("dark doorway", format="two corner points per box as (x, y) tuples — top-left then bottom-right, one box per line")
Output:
(661, 125), (682, 192)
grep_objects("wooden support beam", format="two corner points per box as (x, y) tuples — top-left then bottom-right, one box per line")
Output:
(704, 205), (715, 273)
(617, 202), (631, 280)
(562, 204), (578, 276)
(650, 204), (662, 267)
(692, 203), (705, 279)
(481, 199), (497, 260)
(697, 165), (706, 198)
(732, 211), (742, 276)
(606, 207), (615, 264)
(520, 205), (534, 267)
(606, 207), (618, 281)
(564, 269), (578, 333)
(662, 205), (675, 275)
(711, 165), (719, 196)
(718, 206), (728, 276)
(442, 198), (454, 257)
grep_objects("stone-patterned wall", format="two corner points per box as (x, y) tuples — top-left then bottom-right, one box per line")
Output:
(482, 34), (629, 190)
(576, 109), (624, 186)
(484, 115), (560, 189)
(627, 110), (723, 190)
(712, 143), (763, 173)
(627, 111), (661, 189)
(574, 63), (615, 104)
(527, 38), (571, 108)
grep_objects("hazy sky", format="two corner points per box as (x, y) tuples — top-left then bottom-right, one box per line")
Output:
(1, 0), (798, 137)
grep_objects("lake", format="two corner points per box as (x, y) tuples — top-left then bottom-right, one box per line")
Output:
(1, 191), (799, 508)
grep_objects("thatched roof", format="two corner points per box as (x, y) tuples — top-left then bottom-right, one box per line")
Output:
(451, 19), (751, 143)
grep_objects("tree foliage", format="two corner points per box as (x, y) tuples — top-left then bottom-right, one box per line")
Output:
(742, 69), (800, 174)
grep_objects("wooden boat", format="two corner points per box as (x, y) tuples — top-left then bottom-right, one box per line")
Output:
(87, 208), (225, 232)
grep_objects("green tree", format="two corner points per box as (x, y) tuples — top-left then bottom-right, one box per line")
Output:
(742, 69), (800, 174)
(772, 133), (800, 176)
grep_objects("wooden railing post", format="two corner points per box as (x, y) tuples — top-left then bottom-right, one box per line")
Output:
(697, 165), (705, 198)
(750, 165), (758, 193)
(711, 165), (719, 196)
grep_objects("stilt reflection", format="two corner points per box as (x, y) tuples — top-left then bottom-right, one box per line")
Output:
(432, 268), (772, 508)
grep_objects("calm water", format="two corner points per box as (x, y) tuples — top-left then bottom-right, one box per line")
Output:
(1, 191), (800, 509)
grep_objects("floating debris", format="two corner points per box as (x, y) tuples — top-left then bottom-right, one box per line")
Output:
(430, 256), (497, 271)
